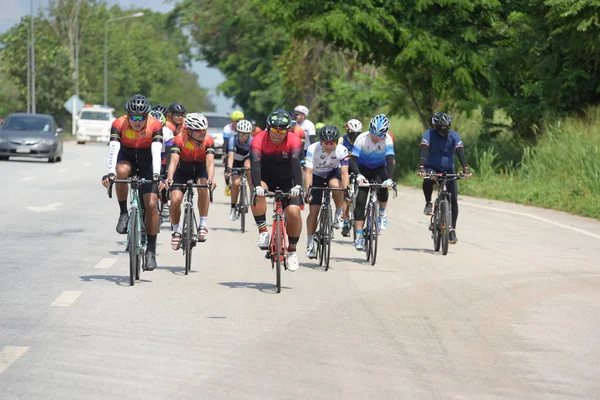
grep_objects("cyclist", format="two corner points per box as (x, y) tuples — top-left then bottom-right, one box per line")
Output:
(101, 94), (164, 270)
(166, 113), (217, 248)
(152, 104), (168, 115)
(340, 118), (363, 236)
(417, 112), (472, 244)
(227, 119), (253, 221)
(150, 110), (174, 218)
(223, 110), (245, 194)
(349, 114), (396, 251)
(304, 125), (350, 259)
(251, 109), (303, 271)
(165, 102), (186, 136)
(294, 105), (316, 156)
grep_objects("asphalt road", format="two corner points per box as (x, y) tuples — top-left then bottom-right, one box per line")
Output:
(1, 142), (599, 399)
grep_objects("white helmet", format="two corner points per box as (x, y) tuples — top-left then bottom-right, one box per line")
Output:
(236, 119), (253, 134)
(185, 113), (208, 130)
(293, 105), (309, 117)
(345, 119), (363, 133)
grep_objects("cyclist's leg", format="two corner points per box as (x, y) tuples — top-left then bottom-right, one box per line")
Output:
(423, 169), (435, 202)
(230, 160), (243, 207)
(252, 179), (270, 248)
(140, 164), (159, 240)
(169, 165), (188, 233)
(114, 154), (132, 233)
(448, 178), (459, 228)
(283, 180), (302, 270)
(328, 171), (344, 227)
(244, 158), (253, 191)
(306, 175), (325, 246)
(353, 166), (376, 232)
(194, 162), (210, 235)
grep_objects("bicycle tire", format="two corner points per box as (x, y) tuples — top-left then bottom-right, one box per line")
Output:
(440, 199), (450, 255)
(184, 204), (193, 275)
(324, 210), (332, 271)
(128, 208), (138, 286)
(365, 203), (372, 261)
(433, 201), (441, 252)
(240, 183), (246, 233)
(371, 202), (379, 266)
(275, 216), (282, 293)
(318, 208), (327, 267)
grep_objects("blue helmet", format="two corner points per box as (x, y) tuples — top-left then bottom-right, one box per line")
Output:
(369, 114), (390, 138)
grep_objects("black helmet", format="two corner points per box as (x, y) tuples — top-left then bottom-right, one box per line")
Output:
(319, 125), (340, 142)
(152, 104), (168, 115)
(125, 94), (150, 115)
(266, 109), (292, 129)
(431, 112), (451, 127)
(168, 102), (186, 114)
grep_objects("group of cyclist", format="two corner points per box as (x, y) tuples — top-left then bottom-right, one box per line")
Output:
(101, 93), (472, 272)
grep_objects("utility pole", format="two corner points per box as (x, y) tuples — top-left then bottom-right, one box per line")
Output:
(30, 0), (36, 114)
(26, 39), (31, 113)
(74, 0), (80, 96)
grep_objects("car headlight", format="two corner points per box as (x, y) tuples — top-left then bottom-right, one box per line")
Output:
(42, 139), (56, 145)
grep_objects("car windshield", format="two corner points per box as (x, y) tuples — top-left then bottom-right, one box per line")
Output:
(2, 116), (51, 132)
(80, 111), (111, 121)
(206, 116), (231, 130)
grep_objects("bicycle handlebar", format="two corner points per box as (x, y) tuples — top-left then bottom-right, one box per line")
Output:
(423, 172), (464, 180)
(169, 180), (214, 203)
(227, 167), (251, 172)
(357, 181), (398, 198)
(107, 178), (156, 199)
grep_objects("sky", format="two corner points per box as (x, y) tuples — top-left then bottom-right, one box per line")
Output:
(0, 0), (234, 114)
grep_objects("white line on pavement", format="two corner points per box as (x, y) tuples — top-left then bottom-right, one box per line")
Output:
(0, 346), (29, 375)
(51, 291), (83, 307)
(20, 176), (34, 181)
(26, 202), (63, 213)
(94, 258), (117, 269)
(58, 168), (67, 172)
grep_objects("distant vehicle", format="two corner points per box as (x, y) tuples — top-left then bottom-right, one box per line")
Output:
(203, 112), (232, 159)
(0, 113), (64, 163)
(76, 104), (115, 144)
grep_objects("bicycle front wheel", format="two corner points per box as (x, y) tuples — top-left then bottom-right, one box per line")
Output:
(440, 199), (450, 255)
(370, 203), (379, 266)
(318, 208), (328, 267)
(433, 203), (441, 252)
(183, 205), (193, 275)
(324, 212), (332, 271)
(240, 183), (246, 233)
(128, 208), (138, 286)
(274, 217), (282, 293)
(365, 204), (372, 261)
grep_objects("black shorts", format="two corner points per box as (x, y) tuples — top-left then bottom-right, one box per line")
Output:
(231, 159), (248, 175)
(172, 161), (208, 192)
(117, 148), (157, 195)
(262, 173), (301, 209)
(310, 170), (342, 206)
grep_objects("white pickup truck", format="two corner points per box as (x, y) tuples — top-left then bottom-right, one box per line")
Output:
(76, 105), (115, 144)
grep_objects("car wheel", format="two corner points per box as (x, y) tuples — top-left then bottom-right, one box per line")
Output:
(56, 155), (62, 162)
(0, 156), (9, 161)
(77, 141), (85, 145)
(48, 157), (56, 163)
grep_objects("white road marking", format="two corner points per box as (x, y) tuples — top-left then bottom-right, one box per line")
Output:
(26, 202), (63, 212)
(461, 201), (600, 241)
(58, 168), (67, 172)
(94, 258), (117, 269)
(0, 346), (29, 374)
(20, 176), (34, 181)
(51, 291), (83, 307)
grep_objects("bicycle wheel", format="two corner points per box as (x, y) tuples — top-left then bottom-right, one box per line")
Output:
(183, 204), (193, 275)
(365, 203), (372, 261)
(432, 202), (441, 252)
(128, 208), (138, 286)
(274, 216), (282, 293)
(240, 183), (246, 233)
(324, 210), (332, 271)
(370, 202), (379, 266)
(318, 208), (328, 267)
(440, 199), (450, 255)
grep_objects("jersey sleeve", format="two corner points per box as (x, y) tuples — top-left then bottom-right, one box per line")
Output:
(305, 143), (316, 169)
(420, 130), (431, 146)
(304, 121), (316, 137)
(385, 134), (395, 156)
(352, 136), (363, 158)
(223, 124), (231, 139)
(171, 135), (183, 155)
(150, 119), (163, 143)
(337, 145), (349, 166)
(452, 131), (464, 149)
(228, 135), (235, 152)
(109, 117), (124, 142)
(205, 136), (215, 155)
(163, 126), (174, 145)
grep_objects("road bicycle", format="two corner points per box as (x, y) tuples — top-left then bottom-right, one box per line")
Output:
(170, 180), (213, 274)
(262, 190), (293, 293)
(360, 181), (397, 266)
(309, 186), (347, 271)
(229, 167), (251, 233)
(424, 172), (462, 255)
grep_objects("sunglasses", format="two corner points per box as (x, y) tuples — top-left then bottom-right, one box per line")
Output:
(172, 113), (185, 118)
(369, 130), (387, 138)
(269, 127), (287, 135)
(321, 140), (336, 146)
(190, 129), (207, 135)
(129, 115), (147, 122)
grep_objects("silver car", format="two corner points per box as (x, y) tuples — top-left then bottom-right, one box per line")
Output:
(0, 113), (64, 163)
(203, 112), (233, 159)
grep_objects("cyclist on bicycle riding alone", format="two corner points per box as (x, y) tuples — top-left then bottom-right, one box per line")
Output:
(227, 119), (254, 221)
(339, 118), (363, 237)
(166, 113), (217, 249)
(304, 125), (350, 259)
(251, 109), (304, 271)
(417, 112), (472, 244)
(101, 94), (165, 270)
(350, 114), (396, 251)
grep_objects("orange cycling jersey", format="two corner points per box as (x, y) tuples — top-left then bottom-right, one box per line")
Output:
(293, 125), (305, 140)
(110, 115), (163, 149)
(166, 121), (183, 136)
(171, 132), (215, 162)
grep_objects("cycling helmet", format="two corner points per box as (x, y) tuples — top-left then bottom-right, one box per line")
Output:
(368, 114), (390, 138)
(231, 110), (244, 121)
(168, 102), (186, 114)
(266, 109), (292, 129)
(293, 105), (309, 117)
(236, 119), (253, 134)
(431, 112), (451, 127)
(152, 104), (168, 115)
(150, 110), (166, 126)
(320, 125), (340, 142)
(125, 94), (150, 115)
(185, 113), (208, 130)
(346, 118), (363, 134)
(315, 122), (325, 131)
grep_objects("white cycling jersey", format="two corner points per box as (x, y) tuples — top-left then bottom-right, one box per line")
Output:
(305, 142), (349, 178)
(161, 126), (174, 153)
(301, 119), (316, 151)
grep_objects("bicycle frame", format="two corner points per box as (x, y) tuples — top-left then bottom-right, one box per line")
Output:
(310, 186), (347, 270)
(424, 172), (462, 255)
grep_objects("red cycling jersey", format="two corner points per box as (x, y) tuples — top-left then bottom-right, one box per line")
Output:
(171, 132), (215, 163)
(110, 115), (163, 149)
(251, 129), (303, 182)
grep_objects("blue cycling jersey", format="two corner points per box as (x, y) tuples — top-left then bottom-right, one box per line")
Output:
(228, 134), (252, 161)
(420, 129), (463, 172)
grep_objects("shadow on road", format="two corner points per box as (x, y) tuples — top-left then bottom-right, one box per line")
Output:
(218, 281), (291, 294)
(394, 247), (439, 255)
(79, 274), (152, 286)
(212, 226), (242, 233)
(158, 265), (198, 276)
